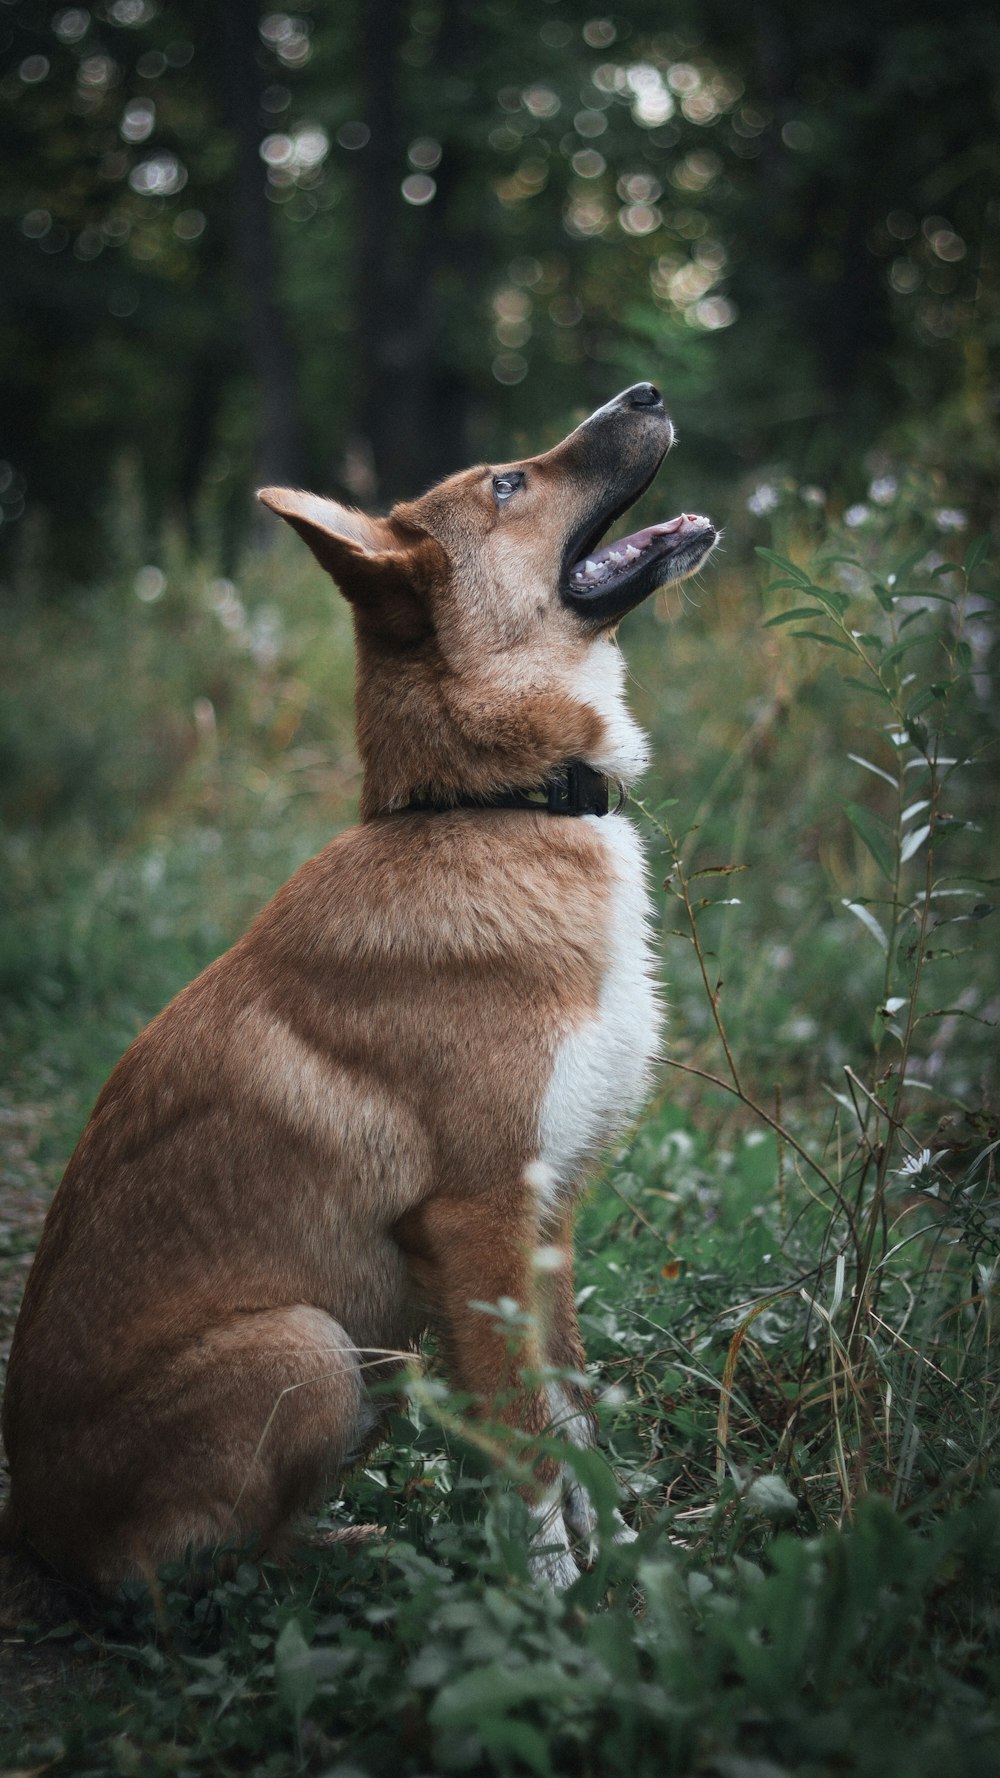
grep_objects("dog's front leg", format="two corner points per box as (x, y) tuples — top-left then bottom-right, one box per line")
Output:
(399, 1191), (580, 1588)
(541, 1210), (637, 1562)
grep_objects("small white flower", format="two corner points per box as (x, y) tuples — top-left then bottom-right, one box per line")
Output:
(844, 503), (870, 528)
(900, 1148), (932, 1176)
(869, 475), (898, 505)
(134, 564), (165, 602)
(747, 483), (779, 516)
(934, 507), (967, 531)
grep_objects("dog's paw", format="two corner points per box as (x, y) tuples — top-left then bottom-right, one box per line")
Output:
(563, 1478), (597, 1552)
(528, 1493), (580, 1590)
(565, 1479), (633, 1536)
(528, 1541), (582, 1590)
(564, 1482), (636, 1564)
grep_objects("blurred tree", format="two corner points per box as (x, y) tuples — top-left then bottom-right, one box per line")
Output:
(0, 0), (996, 582)
(0, 0), (246, 574)
(697, 0), (1000, 481)
(217, 0), (302, 488)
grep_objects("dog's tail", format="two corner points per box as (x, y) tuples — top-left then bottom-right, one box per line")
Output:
(0, 1505), (73, 1629)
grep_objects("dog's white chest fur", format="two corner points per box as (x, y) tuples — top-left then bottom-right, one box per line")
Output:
(532, 812), (660, 1207)
(528, 641), (662, 1206)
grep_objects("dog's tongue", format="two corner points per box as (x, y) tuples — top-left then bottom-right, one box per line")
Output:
(569, 513), (704, 588)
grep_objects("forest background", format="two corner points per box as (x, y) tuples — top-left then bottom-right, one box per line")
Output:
(1, 3), (999, 1776)
(3, 0), (998, 573)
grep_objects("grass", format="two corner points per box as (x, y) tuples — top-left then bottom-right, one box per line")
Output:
(0, 480), (998, 1775)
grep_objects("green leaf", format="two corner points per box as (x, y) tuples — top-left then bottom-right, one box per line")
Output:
(964, 534), (990, 574)
(845, 803), (896, 881)
(755, 547), (808, 582)
(480, 1720), (553, 1777)
(804, 584), (850, 617)
(789, 628), (856, 652)
(764, 577), (810, 592)
(843, 676), (887, 697)
(847, 753), (897, 787)
(431, 1661), (572, 1728)
(274, 1618), (317, 1732)
(690, 862), (749, 878)
(872, 581), (896, 611)
(842, 899), (889, 952)
(906, 685), (946, 718)
(880, 635), (925, 672)
(562, 1441), (620, 1523)
(763, 606), (827, 627)
(900, 823), (931, 863)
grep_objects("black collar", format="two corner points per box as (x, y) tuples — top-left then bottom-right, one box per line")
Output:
(404, 760), (621, 817)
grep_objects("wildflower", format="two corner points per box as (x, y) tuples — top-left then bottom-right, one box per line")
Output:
(134, 565), (165, 602)
(899, 1147), (932, 1176)
(869, 476), (898, 505)
(747, 483), (779, 516)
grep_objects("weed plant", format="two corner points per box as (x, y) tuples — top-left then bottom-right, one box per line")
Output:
(0, 491), (997, 1775)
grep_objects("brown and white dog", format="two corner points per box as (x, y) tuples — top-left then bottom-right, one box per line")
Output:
(1, 384), (716, 1592)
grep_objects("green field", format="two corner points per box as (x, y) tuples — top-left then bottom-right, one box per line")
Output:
(1, 492), (997, 1776)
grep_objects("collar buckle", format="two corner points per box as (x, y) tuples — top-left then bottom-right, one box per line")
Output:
(548, 760), (612, 816)
(401, 760), (619, 818)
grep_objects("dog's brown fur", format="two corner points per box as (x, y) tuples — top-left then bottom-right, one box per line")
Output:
(1, 387), (714, 1591)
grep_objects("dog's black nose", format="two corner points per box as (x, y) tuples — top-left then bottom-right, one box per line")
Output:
(625, 382), (663, 409)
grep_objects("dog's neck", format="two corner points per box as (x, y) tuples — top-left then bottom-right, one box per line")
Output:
(403, 760), (617, 818)
(355, 632), (649, 821)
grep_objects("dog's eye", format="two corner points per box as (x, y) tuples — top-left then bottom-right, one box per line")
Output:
(492, 471), (525, 502)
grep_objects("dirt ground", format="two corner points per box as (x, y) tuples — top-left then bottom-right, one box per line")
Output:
(0, 1098), (80, 1703)
(0, 1098), (58, 1384)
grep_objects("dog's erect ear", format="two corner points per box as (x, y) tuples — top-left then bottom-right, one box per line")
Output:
(258, 487), (442, 643)
(257, 488), (386, 563)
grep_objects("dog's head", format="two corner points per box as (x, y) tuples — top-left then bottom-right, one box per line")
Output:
(260, 384), (717, 815)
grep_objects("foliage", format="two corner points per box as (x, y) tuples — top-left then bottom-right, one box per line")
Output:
(1, 473), (998, 1772)
(1, 0), (997, 577)
(4, 1487), (999, 1777)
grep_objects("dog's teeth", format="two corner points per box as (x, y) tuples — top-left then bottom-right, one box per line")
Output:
(585, 559), (599, 573)
(623, 544), (641, 561)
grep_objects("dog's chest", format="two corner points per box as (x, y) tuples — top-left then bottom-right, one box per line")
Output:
(532, 813), (660, 1204)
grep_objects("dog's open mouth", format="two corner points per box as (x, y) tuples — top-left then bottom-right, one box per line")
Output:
(569, 512), (715, 593)
(563, 509), (718, 623)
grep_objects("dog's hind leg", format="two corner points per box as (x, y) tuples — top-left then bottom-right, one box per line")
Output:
(36, 1305), (376, 1587)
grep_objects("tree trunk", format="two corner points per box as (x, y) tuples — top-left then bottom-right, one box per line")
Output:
(351, 0), (474, 502)
(217, 0), (303, 488)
